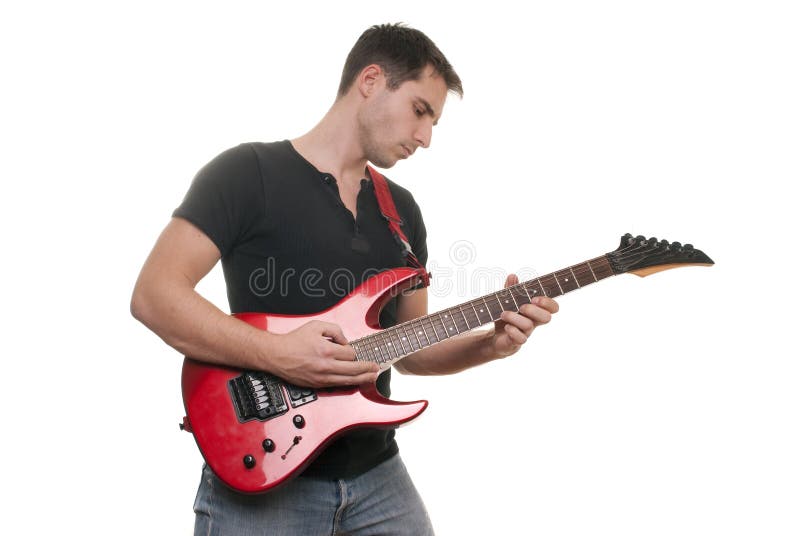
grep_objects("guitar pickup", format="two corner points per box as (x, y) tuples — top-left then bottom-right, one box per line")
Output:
(285, 384), (318, 408)
(228, 372), (289, 422)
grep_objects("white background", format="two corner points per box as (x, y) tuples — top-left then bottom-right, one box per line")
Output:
(2, 1), (798, 534)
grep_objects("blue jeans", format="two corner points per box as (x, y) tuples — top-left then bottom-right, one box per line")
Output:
(193, 454), (435, 535)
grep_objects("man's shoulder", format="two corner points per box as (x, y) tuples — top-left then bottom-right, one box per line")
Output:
(380, 173), (419, 211)
(242, 139), (291, 153)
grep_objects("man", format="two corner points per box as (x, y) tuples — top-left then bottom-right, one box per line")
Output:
(131, 23), (559, 535)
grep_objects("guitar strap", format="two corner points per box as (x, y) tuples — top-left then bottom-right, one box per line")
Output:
(366, 165), (431, 288)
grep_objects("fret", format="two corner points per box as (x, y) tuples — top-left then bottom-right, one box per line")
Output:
(354, 342), (367, 363)
(509, 285), (532, 308)
(423, 316), (442, 343)
(407, 323), (423, 351)
(396, 326), (414, 354)
(394, 326), (411, 354)
(360, 343), (378, 364)
(571, 263), (594, 287)
(412, 319), (431, 348)
(382, 332), (400, 360)
(388, 328), (406, 356)
(468, 300), (483, 328)
(377, 342), (390, 363)
(485, 294), (504, 319)
(521, 285), (533, 300)
(371, 335), (391, 362)
(361, 335), (386, 363)
(497, 290), (517, 312)
(461, 303), (481, 329)
(491, 293), (505, 317)
(441, 311), (460, 336)
(419, 320), (433, 346)
(423, 320), (435, 346)
(569, 267), (581, 288)
(586, 261), (598, 282)
(372, 343), (385, 364)
(554, 269), (580, 294)
(450, 310), (464, 334)
(456, 307), (470, 332)
(409, 320), (425, 349)
(537, 278), (547, 297)
(523, 282), (539, 298)
(385, 334), (399, 360)
(592, 256), (615, 280)
(430, 313), (446, 341)
(425, 315), (438, 340)
(391, 331), (406, 357)
(352, 343), (365, 363)
(430, 314), (448, 341)
(402, 323), (420, 352)
(552, 273), (565, 295)
(540, 274), (561, 297)
(507, 289), (520, 310)
(475, 297), (496, 323)
(362, 338), (376, 362)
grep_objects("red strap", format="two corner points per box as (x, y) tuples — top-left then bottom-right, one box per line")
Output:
(367, 165), (431, 288)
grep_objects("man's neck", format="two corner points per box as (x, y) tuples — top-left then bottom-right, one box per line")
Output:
(291, 100), (368, 190)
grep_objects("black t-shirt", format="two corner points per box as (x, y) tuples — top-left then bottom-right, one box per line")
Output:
(174, 140), (428, 478)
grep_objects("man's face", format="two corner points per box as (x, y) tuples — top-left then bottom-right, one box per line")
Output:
(358, 65), (448, 169)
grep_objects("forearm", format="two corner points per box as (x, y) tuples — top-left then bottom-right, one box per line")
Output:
(131, 217), (376, 388)
(394, 329), (498, 376)
(131, 279), (276, 371)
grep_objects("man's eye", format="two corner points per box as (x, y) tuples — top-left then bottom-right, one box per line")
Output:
(414, 107), (424, 117)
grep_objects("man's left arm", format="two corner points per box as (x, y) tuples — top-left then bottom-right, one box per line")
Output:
(392, 274), (560, 376)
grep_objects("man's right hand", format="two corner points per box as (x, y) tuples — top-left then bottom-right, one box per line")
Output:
(265, 321), (379, 388)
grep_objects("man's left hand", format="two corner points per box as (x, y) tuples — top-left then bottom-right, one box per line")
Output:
(488, 273), (559, 359)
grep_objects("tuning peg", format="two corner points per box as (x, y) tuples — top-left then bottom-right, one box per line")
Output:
(660, 239), (669, 249)
(618, 234), (636, 250)
(671, 241), (682, 249)
(684, 243), (694, 250)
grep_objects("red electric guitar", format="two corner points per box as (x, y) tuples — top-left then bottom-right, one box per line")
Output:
(181, 233), (713, 493)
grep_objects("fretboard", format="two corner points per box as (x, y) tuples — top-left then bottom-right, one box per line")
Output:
(350, 255), (615, 369)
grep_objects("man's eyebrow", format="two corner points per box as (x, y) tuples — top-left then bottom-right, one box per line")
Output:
(416, 98), (440, 125)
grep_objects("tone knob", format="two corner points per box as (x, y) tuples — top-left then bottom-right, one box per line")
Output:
(262, 439), (275, 452)
(293, 415), (306, 429)
(243, 454), (256, 469)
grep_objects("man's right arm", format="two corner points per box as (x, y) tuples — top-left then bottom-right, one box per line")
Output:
(130, 217), (378, 387)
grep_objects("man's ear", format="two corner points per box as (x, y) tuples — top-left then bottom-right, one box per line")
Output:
(357, 64), (384, 97)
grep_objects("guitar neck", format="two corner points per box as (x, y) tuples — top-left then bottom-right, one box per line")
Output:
(351, 254), (616, 368)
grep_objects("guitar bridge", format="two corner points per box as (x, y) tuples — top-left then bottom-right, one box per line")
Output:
(228, 372), (317, 422)
(228, 372), (289, 422)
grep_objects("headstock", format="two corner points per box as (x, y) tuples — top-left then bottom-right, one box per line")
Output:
(608, 233), (714, 277)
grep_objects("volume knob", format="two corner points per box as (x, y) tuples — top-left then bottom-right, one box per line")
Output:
(243, 454), (256, 469)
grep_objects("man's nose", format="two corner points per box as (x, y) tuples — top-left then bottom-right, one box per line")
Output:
(414, 121), (433, 149)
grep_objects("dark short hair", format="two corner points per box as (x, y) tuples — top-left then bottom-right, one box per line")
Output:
(337, 23), (463, 98)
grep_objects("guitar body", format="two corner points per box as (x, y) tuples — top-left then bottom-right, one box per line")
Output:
(181, 267), (428, 494)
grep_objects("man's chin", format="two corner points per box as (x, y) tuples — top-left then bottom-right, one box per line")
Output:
(369, 157), (399, 170)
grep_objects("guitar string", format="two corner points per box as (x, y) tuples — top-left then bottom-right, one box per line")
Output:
(351, 261), (612, 362)
(351, 245), (697, 362)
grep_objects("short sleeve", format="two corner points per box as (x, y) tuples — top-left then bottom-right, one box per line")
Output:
(173, 144), (264, 257)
